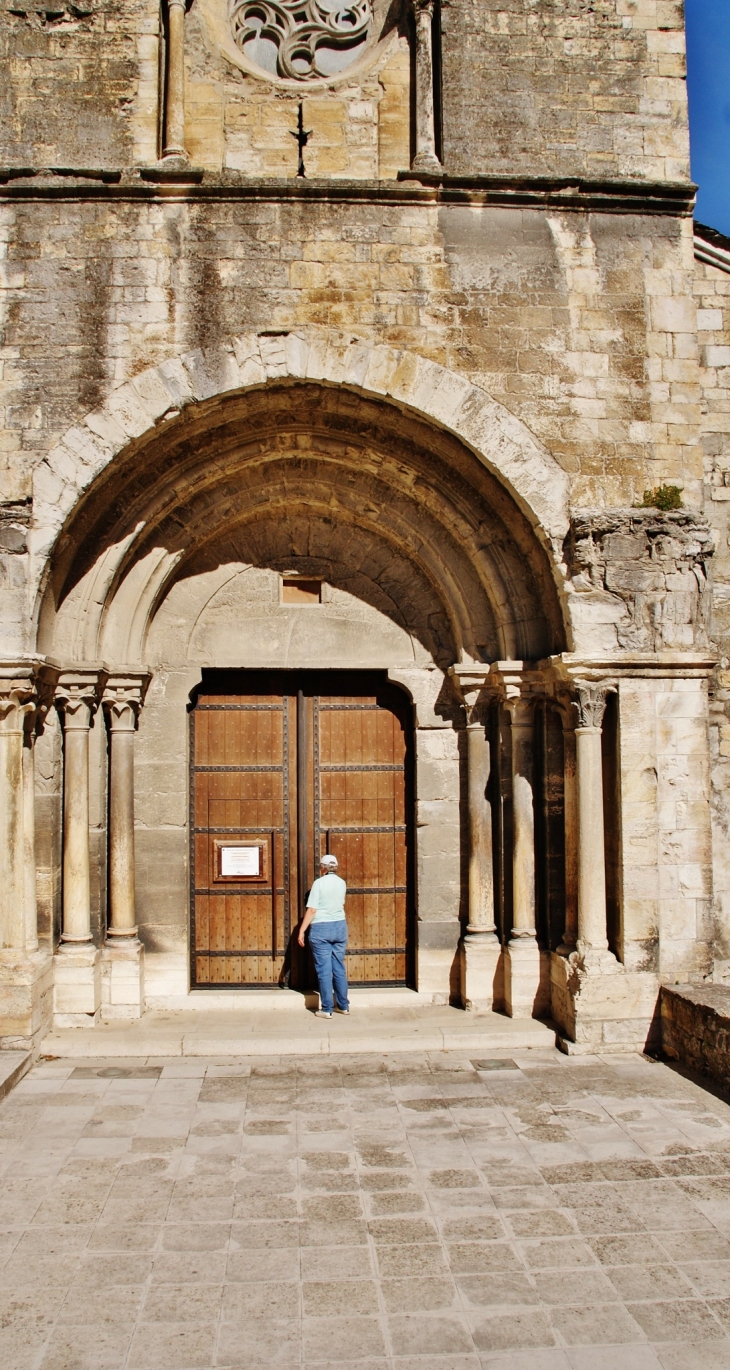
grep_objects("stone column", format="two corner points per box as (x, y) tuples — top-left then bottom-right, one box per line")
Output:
(0, 667), (37, 953)
(410, 0), (442, 175)
(0, 661), (58, 1047)
(162, 0), (188, 163)
(463, 708), (500, 1008)
(574, 681), (615, 957)
(54, 669), (106, 1027)
(505, 691), (542, 1017)
(101, 673), (149, 1021)
(557, 704), (578, 953)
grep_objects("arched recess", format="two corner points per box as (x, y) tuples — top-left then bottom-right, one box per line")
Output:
(32, 329), (572, 663)
(37, 382), (569, 667)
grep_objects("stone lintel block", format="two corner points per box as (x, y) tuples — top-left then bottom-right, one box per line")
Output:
(101, 940), (145, 1021)
(0, 949), (53, 1048)
(53, 945), (101, 1026)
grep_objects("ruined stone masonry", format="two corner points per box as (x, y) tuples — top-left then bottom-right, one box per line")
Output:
(1, 0), (729, 1054)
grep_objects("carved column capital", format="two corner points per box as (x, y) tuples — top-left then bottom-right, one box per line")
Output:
(449, 667), (494, 726)
(0, 659), (60, 735)
(572, 680), (616, 732)
(103, 673), (150, 733)
(56, 668), (108, 732)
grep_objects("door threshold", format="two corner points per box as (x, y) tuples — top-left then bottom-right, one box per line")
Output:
(175, 986), (428, 1012)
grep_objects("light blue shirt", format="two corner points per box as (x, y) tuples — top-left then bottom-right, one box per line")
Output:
(308, 872), (347, 923)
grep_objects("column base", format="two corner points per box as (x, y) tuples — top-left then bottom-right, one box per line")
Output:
(0, 948), (54, 1050)
(101, 938), (145, 1021)
(505, 935), (547, 1019)
(410, 150), (443, 177)
(460, 931), (501, 1012)
(550, 948), (660, 1053)
(53, 943), (101, 1027)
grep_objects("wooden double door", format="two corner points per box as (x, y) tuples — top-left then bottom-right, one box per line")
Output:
(190, 672), (413, 990)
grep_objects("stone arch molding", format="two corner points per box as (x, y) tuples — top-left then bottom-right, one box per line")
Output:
(31, 329), (571, 629)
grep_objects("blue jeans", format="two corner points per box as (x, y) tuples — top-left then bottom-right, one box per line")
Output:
(309, 920), (349, 1014)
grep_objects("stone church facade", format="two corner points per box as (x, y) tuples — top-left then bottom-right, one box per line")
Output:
(1, 0), (730, 1053)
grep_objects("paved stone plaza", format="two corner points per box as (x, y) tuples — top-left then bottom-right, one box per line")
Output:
(2, 1049), (730, 1370)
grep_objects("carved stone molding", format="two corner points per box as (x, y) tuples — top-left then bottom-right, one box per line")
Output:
(230, 0), (372, 82)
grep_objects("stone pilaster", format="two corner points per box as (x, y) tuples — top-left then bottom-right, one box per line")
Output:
(0, 660), (58, 1048)
(53, 668), (106, 1027)
(101, 672), (149, 1021)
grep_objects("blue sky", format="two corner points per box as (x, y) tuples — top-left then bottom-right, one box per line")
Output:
(686, 0), (730, 234)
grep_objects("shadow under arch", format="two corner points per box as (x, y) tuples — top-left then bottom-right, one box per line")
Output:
(37, 380), (570, 666)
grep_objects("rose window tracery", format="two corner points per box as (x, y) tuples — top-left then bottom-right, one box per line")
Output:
(229, 0), (373, 81)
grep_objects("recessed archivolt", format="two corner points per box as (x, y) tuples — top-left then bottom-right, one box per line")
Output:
(34, 333), (572, 666)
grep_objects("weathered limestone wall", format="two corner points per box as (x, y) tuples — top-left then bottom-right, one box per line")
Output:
(1, 1), (690, 182)
(692, 239), (730, 982)
(0, 198), (701, 516)
(0, 0), (158, 168)
(661, 982), (730, 1086)
(441, 0), (691, 183)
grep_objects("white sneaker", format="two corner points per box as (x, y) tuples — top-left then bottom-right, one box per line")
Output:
(315, 1009), (332, 1019)
(335, 1006), (350, 1015)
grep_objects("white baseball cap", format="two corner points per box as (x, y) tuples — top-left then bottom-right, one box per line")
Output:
(320, 854), (338, 868)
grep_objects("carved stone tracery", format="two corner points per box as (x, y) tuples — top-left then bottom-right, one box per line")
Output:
(229, 0), (372, 81)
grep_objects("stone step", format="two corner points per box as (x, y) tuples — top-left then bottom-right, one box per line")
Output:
(0, 1050), (33, 1099)
(42, 1003), (558, 1059)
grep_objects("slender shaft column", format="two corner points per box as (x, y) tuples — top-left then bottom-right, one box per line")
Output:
(162, 0), (188, 162)
(0, 662), (59, 1047)
(101, 674), (149, 1021)
(410, 0), (442, 175)
(57, 676), (102, 943)
(22, 720), (38, 953)
(574, 682), (614, 954)
(466, 720), (496, 936)
(460, 708), (500, 1011)
(54, 670), (106, 1027)
(103, 676), (148, 936)
(558, 708), (578, 953)
(0, 670), (36, 951)
(509, 697), (536, 938)
(505, 691), (542, 1017)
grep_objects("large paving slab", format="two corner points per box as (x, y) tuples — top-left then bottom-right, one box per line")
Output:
(1, 1047), (730, 1369)
(42, 997), (558, 1059)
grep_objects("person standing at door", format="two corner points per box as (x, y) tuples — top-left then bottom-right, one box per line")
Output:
(298, 854), (350, 1019)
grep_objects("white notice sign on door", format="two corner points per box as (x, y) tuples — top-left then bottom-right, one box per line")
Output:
(220, 846), (260, 877)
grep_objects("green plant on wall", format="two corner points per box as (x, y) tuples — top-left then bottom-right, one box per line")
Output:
(640, 484), (683, 511)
